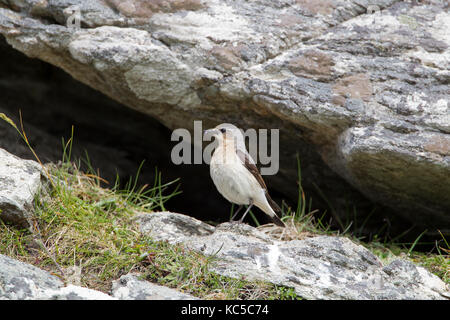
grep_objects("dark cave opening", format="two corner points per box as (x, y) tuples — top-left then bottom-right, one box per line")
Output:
(0, 35), (257, 225)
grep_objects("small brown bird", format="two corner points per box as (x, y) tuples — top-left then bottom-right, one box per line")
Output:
(205, 124), (285, 227)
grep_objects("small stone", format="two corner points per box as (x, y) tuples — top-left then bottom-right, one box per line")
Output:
(111, 274), (198, 300)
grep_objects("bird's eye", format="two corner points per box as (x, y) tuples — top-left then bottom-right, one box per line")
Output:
(220, 128), (226, 134)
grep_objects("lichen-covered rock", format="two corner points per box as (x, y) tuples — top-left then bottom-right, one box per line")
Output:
(112, 274), (199, 300)
(136, 212), (450, 300)
(39, 285), (116, 300)
(0, 148), (43, 227)
(0, 0), (448, 232)
(134, 211), (216, 243)
(0, 254), (63, 299)
(0, 254), (116, 300)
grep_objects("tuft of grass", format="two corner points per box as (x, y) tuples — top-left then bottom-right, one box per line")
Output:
(0, 112), (55, 188)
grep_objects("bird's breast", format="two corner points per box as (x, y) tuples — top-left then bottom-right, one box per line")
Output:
(210, 149), (260, 205)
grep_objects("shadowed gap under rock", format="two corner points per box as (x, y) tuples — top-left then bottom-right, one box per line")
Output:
(0, 35), (233, 224)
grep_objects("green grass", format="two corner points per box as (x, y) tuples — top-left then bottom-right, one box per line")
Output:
(0, 161), (302, 299)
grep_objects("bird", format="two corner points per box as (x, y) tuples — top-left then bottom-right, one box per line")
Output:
(204, 124), (285, 227)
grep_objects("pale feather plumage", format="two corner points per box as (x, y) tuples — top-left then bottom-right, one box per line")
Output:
(207, 126), (285, 227)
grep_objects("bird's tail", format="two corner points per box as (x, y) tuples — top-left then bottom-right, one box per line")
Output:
(266, 195), (286, 227)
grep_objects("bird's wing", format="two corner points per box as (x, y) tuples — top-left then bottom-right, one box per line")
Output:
(236, 149), (267, 190)
(236, 149), (285, 227)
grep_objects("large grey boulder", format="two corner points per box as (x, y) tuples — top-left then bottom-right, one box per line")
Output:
(112, 274), (199, 300)
(0, 148), (43, 227)
(0, 0), (448, 231)
(135, 212), (450, 300)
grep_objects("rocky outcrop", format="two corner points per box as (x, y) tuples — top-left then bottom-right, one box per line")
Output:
(0, 0), (448, 232)
(0, 148), (43, 227)
(135, 212), (450, 300)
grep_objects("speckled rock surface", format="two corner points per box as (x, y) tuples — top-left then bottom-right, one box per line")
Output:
(136, 212), (450, 300)
(112, 274), (199, 300)
(38, 284), (117, 300)
(0, 253), (117, 300)
(0, 148), (43, 227)
(134, 211), (216, 243)
(0, 0), (448, 231)
(0, 254), (63, 300)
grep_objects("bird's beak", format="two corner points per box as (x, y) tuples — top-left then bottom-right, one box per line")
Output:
(204, 128), (218, 137)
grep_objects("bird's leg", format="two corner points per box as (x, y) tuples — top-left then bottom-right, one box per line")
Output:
(230, 205), (243, 221)
(238, 200), (254, 224)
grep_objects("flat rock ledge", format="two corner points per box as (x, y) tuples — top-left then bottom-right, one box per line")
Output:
(134, 212), (450, 300)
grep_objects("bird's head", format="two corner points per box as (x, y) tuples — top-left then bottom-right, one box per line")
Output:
(204, 126), (227, 139)
(204, 123), (246, 144)
(204, 123), (256, 162)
